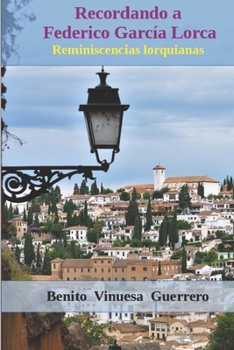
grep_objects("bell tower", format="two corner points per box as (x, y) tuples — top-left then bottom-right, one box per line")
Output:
(153, 164), (165, 190)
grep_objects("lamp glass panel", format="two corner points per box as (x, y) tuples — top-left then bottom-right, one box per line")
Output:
(87, 110), (122, 148)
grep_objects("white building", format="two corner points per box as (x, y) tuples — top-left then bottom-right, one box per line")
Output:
(153, 164), (220, 196)
(63, 226), (88, 245)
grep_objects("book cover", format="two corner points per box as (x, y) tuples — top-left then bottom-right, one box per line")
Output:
(1, 0), (234, 349)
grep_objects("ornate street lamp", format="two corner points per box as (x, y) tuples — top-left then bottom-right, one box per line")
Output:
(2, 68), (129, 203)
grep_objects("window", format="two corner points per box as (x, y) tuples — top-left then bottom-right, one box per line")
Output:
(53, 264), (56, 269)
(81, 269), (83, 272)
(67, 269), (69, 272)
(131, 267), (136, 271)
(94, 268), (97, 272)
(151, 323), (155, 331)
(108, 269), (110, 273)
(74, 268), (76, 272)
(88, 269), (90, 272)
(143, 267), (147, 271)
(101, 269), (104, 272)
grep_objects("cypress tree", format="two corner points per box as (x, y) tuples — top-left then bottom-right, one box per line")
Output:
(24, 233), (35, 265)
(179, 184), (192, 213)
(182, 246), (187, 273)
(23, 208), (27, 222)
(126, 201), (139, 226)
(36, 244), (41, 268)
(14, 246), (21, 264)
(145, 198), (153, 231)
(42, 248), (51, 275)
(169, 211), (179, 249)
(159, 215), (169, 247)
(73, 183), (79, 194)
(90, 180), (99, 195)
(133, 216), (141, 240)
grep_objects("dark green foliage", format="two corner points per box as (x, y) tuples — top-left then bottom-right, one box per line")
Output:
(24, 233), (35, 265)
(133, 216), (142, 240)
(36, 244), (41, 268)
(197, 182), (204, 198)
(63, 200), (77, 213)
(42, 248), (51, 275)
(170, 249), (183, 260)
(14, 246), (21, 264)
(182, 246), (187, 273)
(179, 184), (192, 212)
(169, 211), (179, 249)
(67, 241), (81, 259)
(90, 180), (99, 195)
(126, 201), (139, 226)
(73, 183), (79, 194)
(27, 207), (33, 226)
(80, 180), (89, 194)
(145, 198), (153, 231)
(120, 191), (130, 201)
(159, 215), (169, 247)
(177, 220), (191, 229)
(33, 213), (39, 227)
(152, 186), (169, 200)
(23, 208), (27, 222)
(207, 313), (234, 350)
(51, 223), (63, 239)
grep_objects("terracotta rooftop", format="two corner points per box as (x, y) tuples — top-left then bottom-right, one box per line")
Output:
(62, 259), (93, 268)
(164, 175), (219, 183)
(112, 322), (145, 333)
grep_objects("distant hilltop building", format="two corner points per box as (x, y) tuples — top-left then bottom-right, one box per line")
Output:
(153, 164), (220, 197)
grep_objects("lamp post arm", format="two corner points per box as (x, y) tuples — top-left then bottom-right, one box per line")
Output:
(2, 162), (109, 203)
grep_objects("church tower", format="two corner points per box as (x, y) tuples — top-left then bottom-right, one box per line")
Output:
(153, 164), (166, 190)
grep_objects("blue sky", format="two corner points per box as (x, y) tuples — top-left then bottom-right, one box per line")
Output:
(2, 66), (234, 196)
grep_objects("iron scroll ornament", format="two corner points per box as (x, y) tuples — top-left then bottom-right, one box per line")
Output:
(2, 162), (109, 203)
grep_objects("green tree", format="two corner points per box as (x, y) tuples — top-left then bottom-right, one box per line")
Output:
(42, 248), (51, 275)
(182, 246), (187, 273)
(113, 238), (123, 247)
(207, 313), (234, 350)
(90, 180), (99, 195)
(36, 244), (41, 268)
(67, 241), (81, 259)
(33, 213), (39, 227)
(169, 211), (179, 249)
(27, 207), (33, 226)
(159, 215), (169, 247)
(14, 246), (21, 264)
(80, 179), (89, 194)
(145, 198), (153, 231)
(126, 201), (139, 226)
(8, 224), (17, 236)
(73, 183), (79, 194)
(120, 191), (130, 201)
(179, 184), (192, 213)
(207, 250), (218, 262)
(24, 233), (35, 265)
(197, 182), (205, 198)
(51, 223), (63, 239)
(133, 216), (142, 240)
(23, 208), (27, 222)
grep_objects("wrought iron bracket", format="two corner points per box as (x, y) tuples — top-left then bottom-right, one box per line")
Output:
(1, 162), (109, 203)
